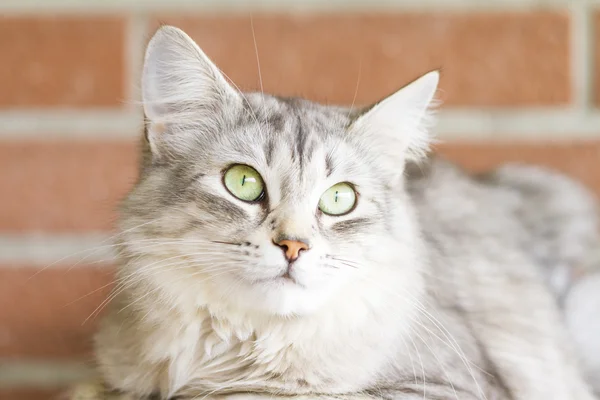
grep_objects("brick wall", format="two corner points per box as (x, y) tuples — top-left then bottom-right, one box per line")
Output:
(2, 0), (600, 398)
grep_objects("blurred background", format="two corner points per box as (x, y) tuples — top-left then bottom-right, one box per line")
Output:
(1, 0), (600, 398)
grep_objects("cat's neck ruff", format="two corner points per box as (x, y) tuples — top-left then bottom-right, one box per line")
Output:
(150, 261), (422, 396)
(138, 253), (424, 337)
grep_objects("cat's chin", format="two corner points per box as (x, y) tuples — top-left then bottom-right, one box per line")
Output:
(223, 272), (333, 316)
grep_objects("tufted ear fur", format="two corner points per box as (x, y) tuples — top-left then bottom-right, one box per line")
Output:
(349, 71), (439, 180)
(141, 26), (241, 157)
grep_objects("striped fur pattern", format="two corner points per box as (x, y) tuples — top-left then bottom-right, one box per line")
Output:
(88, 26), (599, 400)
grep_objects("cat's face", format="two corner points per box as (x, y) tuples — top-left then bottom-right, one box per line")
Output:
(118, 26), (438, 316)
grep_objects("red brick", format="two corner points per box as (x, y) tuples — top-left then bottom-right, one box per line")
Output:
(0, 266), (116, 359)
(436, 141), (600, 197)
(0, 16), (125, 108)
(0, 389), (63, 400)
(0, 141), (137, 233)
(154, 12), (570, 106)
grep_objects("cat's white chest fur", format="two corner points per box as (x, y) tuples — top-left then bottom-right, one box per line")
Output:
(151, 289), (407, 398)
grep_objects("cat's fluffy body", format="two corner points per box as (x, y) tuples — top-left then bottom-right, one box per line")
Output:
(87, 26), (599, 400)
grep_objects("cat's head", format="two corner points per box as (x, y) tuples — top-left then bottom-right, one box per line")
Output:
(119, 26), (438, 317)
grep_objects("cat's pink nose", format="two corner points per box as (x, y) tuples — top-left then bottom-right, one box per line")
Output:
(274, 239), (309, 262)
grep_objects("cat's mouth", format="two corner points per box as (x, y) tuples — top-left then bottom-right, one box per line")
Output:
(245, 268), (306, 288)
(279, 269), (301, 285)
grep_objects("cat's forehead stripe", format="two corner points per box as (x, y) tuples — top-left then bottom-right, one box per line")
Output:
(325, 152), (334, 177)
(264, 138), (275, 167)
(293, 114), (307, 163)
(267, 112), (286, 132)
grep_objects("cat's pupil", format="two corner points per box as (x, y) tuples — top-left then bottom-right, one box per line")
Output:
(335, 190), (339, 203)
(241, 175), (246, 186)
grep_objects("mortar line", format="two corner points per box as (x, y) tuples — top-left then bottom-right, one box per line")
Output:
(0, 0), (581, 14)
(1, 109), (600, 140)
(571, 2), (594, 110)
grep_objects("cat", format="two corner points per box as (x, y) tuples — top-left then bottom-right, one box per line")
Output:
(70, 26), (600, 400)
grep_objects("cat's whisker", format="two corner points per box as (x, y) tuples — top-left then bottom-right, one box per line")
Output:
(337, 261), (359, 270)
(46, 239), (248, 305)
(250, 15), (266, 121)
(27, 215), (172, 280)
(329, 254), (455, 283)
(325, 255), (363, 270)
(82, 283), (127, 325)
(81, 256), (249, 324)
(406, 326), (427, 398)
(395, 326), (419, 388)
(120, 262), (241, 299)
(404, 293), (487, 385)
(63, 279), (119, 308)
(408, 317), (460, 400)
(357, 274), (488, 399)
(347, 57), (363, 119)
(209, 240), (243, 246)
(117, 259), (248, 292)
(130, 250), (249, 268)
(123, 265), (243, 317)
(327, 255), (362, 267)
(65, 238), (231, 272)
(399, 289), (492, 386)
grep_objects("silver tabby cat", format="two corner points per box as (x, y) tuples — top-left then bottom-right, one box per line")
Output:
(71, 26), (600, 400)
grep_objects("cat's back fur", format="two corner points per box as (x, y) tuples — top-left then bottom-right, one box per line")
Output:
(408, 158), (599, 297)
(407, 158), (600, 396)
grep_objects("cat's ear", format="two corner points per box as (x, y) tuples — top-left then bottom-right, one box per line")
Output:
(349, 71), (439, 176)
(142, 26), (241, 154)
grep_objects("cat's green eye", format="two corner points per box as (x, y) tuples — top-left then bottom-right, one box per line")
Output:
(223, 164), (265, 202)
(318, 182), (357, 216)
